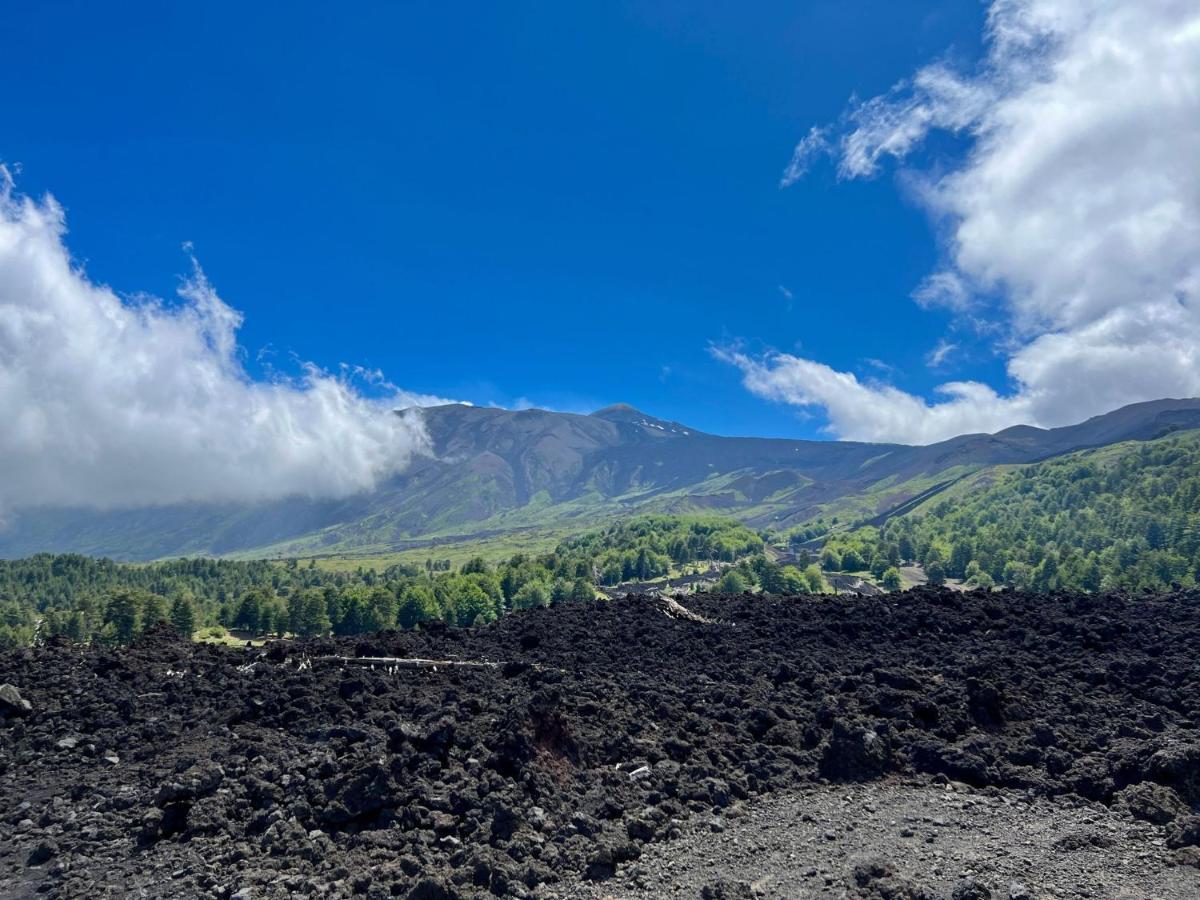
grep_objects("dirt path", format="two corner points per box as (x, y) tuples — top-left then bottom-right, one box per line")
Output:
(556, 778), (1200, 899)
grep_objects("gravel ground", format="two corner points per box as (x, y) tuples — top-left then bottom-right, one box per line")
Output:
(558, 777), (1200, 899)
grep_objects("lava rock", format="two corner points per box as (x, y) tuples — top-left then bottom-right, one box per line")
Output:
(0, 683), (31, 718)
(156, 761), (225, 806)
(700, 879), (756, 899)
(1147, 742), (1200, 804)
(26, 840), (57, 866)
(1167, 815), (1200, 849)
(820, 720), (892, 781)
(7, 587), (1200, 895)
(952, 878), (992, 900)
(1113, 781), (1188, 824)
(847, 855), (934, 899)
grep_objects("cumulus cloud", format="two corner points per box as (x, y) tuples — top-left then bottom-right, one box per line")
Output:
(750, 0), (1200, 444)
(0, 169), (448, 511)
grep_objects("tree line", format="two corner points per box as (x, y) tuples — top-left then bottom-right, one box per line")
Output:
(0, 516), (770, 647)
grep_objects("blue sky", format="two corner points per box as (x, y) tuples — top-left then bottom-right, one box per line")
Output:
(6, 0), (1197, 480)
(1, 1), (993, 440)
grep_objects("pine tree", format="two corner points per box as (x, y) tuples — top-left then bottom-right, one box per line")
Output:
(65, 610), (88, 643)
(335, 593), (365, 636)
(140, 593), (168, 631)
(169, 595), (196, 638)
(104, 591), (140, 644)
(287, 590), (305, 635)
(234, 591), (263, 633)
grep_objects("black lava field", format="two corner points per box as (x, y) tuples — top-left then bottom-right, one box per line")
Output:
(3, 587), (1200, 898)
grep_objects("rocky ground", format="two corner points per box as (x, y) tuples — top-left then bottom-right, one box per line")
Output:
(559, 778), (1200, 899)
(3, 587), (1200, 899)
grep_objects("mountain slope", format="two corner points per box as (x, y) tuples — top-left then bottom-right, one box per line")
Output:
(3, 398), (1199, 561)
(822, 426), (1200, 592)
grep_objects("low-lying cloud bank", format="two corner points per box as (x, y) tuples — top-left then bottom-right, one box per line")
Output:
(0, 169), (447, 511)
(738, 0), (1200, 444)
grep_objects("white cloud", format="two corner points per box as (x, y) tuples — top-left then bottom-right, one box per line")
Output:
(779, 126), (831, 187)
(714, 346), (1026, 444)
(0, 169), (449, 512)
(862, 357), (898, 376)
(911, 270), (972, 312)
(925, 338), (958, 368)
(757, 0), (1200, 443)
(839, 64), (993, 180)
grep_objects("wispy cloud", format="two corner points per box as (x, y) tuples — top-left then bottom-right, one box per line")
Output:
(779, 126), (831, 187)
(925, 338), (958, 368)
(862, 358), (899, 377)
(911, 270), (972, 312)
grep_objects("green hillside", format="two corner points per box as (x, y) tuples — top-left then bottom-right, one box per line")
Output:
(822, 429), (1200, 592)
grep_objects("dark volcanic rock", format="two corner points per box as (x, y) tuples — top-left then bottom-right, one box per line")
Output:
(156, 760), (225, 806)
(951, 878), (993, 900)
(2, 586), (1200, 897)
(1114, 781), (1189, 825)
(0, 682), (31, 718)
(1167, 816), (1200, 849)
(820, 720), (892, 781)
(848, 855), (934, 899)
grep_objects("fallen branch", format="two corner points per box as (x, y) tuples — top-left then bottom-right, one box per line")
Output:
(658, 595), (719, 625)
(310, 656), (499, 670)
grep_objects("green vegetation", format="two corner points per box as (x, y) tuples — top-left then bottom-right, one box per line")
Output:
(242, 525), (576, 574)
(0, 515), (771, 647)
(823, 431), (1200, 592)
(557, 516), (764, 585)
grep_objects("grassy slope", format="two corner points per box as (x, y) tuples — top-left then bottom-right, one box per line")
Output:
(229, 460), (978, 560)
(228, 466), (988, 574)
(291, 526), (576, 573)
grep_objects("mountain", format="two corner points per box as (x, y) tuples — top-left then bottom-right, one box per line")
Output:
(3, 398), (1200, 561)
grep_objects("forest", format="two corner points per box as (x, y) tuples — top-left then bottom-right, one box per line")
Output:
(821, 431), (1200, 592)
(0, 516), (772, 647)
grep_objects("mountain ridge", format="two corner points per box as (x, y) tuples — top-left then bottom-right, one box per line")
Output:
(3, 398), (1199, 561)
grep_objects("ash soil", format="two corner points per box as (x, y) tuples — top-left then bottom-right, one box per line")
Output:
(560, 779), (1200, 899)
(4, 588), (1200, 899)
